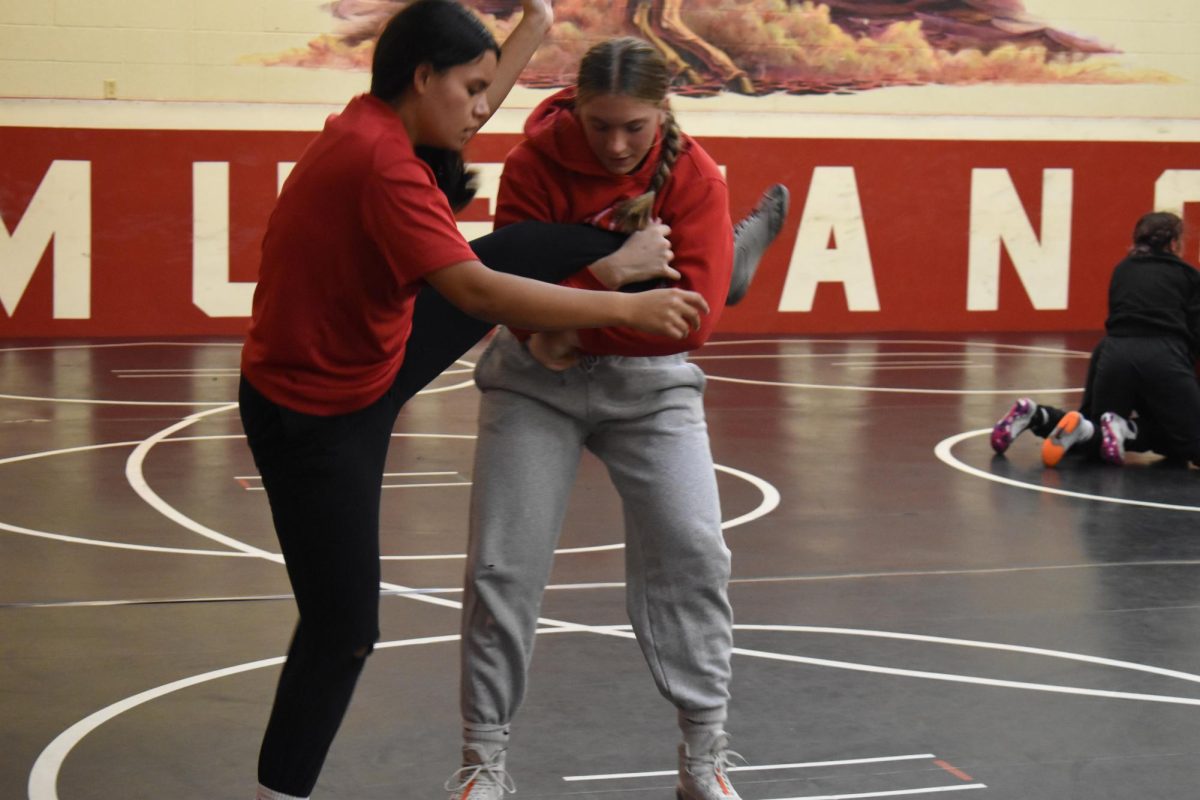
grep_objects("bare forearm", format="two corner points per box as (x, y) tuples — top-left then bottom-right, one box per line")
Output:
(457, 269), (632, 331)
(484, 5), (553, 121)
(425, 260), (705, 340)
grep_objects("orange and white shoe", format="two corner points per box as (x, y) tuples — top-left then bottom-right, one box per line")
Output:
(677, 733), (744, 799)
(444, 745), (515, 800)
(1041, 410), (1095, 467)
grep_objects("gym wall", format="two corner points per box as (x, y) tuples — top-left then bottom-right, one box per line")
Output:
(2, 0), (1198, 337)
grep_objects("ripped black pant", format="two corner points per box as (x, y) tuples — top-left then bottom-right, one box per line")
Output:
(240, 222), (624, 796)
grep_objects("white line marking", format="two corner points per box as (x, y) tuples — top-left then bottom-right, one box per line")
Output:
(0, 393), (233, 407)
(702, 338), (1092, 356)
(237, 465), (463, 479)
(691, 351), (1080, 361)
(243, 483), (472, 492)
(935, 429), (1200, 513)
(836, 363), (980, 370)
(730, 625), (1200, 704)
(124, 405), (282, 560)
(723, 561), (1200, 583)
(32, 619), (1200, 799)
(766, 786), (987, 800)
(113, 368), (240, 373)
(0, 440), (140, 466)
(381, 482), (470, 489)
(703, 376), (1081, 396)
(693, 337), (1088, 396)
(392, 432), (479, 440)
(0, 520), (258, 556)
(564, 753), (937, 780)
(116, 374), (240, 379)
(0, 342), (242, 353)
(27, 633), (463, 800)
(0, 343), (474, 403)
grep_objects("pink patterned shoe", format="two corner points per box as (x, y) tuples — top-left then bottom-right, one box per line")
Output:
(991, 398), (1036, 454)
(1099, 412), (1138, 466)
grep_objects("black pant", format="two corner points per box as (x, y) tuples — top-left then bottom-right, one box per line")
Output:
(1032, 336), (1200, 464)
(240, 222), (625, 796)
(1091, 335), (1200, 463)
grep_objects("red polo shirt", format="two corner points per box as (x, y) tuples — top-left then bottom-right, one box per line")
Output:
(241, 94), (477, 415)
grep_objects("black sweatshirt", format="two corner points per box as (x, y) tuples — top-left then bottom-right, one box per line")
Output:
(1105, 251), (1200, 357)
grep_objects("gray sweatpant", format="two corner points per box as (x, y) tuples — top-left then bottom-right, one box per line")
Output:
(460, 329), (734, 728)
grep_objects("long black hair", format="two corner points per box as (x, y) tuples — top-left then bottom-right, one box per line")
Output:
(370, 1), (498, 211)
(369, 0), (499, 103)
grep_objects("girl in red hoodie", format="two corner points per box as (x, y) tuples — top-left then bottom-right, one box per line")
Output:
(447, 37), (742, 800)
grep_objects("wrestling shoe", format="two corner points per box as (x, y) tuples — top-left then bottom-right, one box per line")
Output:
(444, 745), (515, 800)
(991, 397), (1037, 454)
(728, 184), (790, 305)
(1099, 411), (1138, 466)
(677, 732), (744, 799)
(1041, 410), (1094, 467)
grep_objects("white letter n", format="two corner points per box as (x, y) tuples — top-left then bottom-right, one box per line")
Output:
(968, 168), (1073, 311)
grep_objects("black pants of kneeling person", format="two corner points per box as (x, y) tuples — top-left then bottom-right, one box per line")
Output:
(1031, 335), (1200, 464)
(240, 222), (626, 797)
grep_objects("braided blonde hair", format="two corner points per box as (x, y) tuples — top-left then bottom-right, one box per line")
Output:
(576, 37), (682, 233)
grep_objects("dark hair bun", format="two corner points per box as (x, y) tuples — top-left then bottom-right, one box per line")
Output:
(1132, 211), (1184, 254)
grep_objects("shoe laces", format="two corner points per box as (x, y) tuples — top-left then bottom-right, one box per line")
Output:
(733, 185), (787, 238)
(685, 737), (747, 777)
(443, 753), (516, 795)
(732, 210), (759, 239)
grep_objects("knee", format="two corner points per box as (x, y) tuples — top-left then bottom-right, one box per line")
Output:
(294, 623), (377, 666)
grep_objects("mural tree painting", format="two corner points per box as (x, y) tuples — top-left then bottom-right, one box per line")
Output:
(266, 1), (1167, 93)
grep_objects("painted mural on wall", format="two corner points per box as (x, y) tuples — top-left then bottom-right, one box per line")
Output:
(262, 0), (1174, 95)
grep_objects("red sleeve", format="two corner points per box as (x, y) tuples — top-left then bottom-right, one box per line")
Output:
(494, 145), (559, 229)
(361, 147), (477, 282)
(576, 173), (733, 356)
(494, 145), (607, 303)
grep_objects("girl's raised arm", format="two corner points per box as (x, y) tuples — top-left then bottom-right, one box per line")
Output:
(484, 0), (553, 120)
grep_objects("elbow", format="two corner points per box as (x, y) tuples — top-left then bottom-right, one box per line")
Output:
(440, 274), (501, 322)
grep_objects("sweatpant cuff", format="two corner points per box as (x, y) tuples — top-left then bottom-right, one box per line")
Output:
(678, 706), (728, 728)
(463, 721), (511, 745)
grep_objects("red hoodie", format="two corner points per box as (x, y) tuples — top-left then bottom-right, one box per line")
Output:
(495, 87), (732, 356)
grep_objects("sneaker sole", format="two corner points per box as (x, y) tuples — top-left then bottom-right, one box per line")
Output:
(990, 399), (1033, 454)
(1041, 411), (1081, 467)
(676, 778), (739, 798)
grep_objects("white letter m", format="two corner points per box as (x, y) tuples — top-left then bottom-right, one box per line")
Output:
(1, 160), (92, 319)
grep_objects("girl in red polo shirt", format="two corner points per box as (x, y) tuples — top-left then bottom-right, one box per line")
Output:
(447, 36), (743, 800)
(239, 4), (710, 799)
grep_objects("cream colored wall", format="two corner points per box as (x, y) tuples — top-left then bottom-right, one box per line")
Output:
(0, 0), (1197, 121)
(0, 0), (366, 103)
